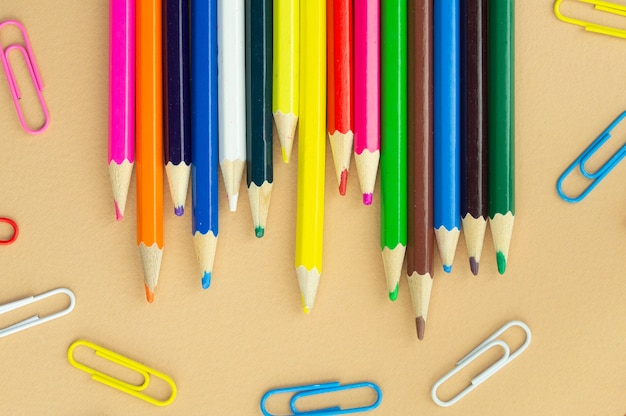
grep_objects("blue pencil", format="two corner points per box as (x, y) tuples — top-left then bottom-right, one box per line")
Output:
(191, 0), (219, 289)
(434, 0), (461, 273)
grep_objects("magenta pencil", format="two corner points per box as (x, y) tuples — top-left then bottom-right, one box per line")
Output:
(109, 0), (136, 221)
(354, 0), (380, 206)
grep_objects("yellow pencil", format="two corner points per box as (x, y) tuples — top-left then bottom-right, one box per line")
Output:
(295, 0), (325, 314)
(273, 0), (299, 163)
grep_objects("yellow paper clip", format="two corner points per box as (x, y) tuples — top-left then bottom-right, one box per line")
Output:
(67, 340), (177, 407)
(431, 320), (531, 407)
(555, 0), (626, 38)
(0, 288), (75, 339)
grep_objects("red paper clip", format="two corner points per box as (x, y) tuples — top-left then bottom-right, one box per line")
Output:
(0, 20), (50, 134)
(0, 217), (18, 245)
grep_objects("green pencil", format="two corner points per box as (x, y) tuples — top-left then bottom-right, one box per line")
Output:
(488, 0), (514, 274)
(381, 0), (407, 301)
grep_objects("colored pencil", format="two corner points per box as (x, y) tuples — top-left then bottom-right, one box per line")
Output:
(245, 0), (273, 238)
(353, 0), (380, 206)
(296, 0), (326, 314)
(109, 0), (135, 221)
(136, 0), (164, 303)
(218, 0), (246, 212)
(489, 0), (514, 274)
(380, 0), (407, 301)
(407, 0), (434, 340)
(327, 0), (354, 195)
(461, 0), (488, 275)
(273, 0), (299, 163)
(434, 0), (461, 273)
(191, 0), (219, 289)
(163, 0), (191, 216)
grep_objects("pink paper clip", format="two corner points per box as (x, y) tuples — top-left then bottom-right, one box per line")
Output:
(0, 20), (49, 134)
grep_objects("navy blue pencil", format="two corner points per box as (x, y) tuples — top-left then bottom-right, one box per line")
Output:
(164, 0), (192, 216)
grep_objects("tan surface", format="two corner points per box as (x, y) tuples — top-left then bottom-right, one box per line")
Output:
(0, 1), (624, 415)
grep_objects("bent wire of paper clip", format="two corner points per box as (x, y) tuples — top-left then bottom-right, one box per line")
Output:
(431, 320), (532, 407)
(0, 216), (19, 245)
(68, 340), (177, 406)
(554, 0), (626, 38)
(260, 381), (382, 415)
(0, 19), (50, 134)
(557, 111), (626, 203)
(0, 287), (75, 338)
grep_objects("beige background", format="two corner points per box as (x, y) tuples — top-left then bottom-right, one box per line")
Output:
(0, 1), (624, 415)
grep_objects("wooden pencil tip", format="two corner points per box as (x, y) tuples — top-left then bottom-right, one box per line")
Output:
(255, 226), (265, 238)
(144, 284), (154, 303)
(389, 284), (399, 301)
(281, 147), (289, 163)
(416, 317), (426, 340)
(174, 206), (184, 216)
(469, 257), (479, 275)
(362, 193), (373, 205)
(443, 264), (452, 273)
(339, 170), (348, 195)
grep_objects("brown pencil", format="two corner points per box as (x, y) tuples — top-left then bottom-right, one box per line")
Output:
(461, 0), (488, 275)
(407, 0), (434, 340)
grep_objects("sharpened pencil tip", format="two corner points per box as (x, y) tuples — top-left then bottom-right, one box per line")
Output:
(496, 252), (507, 274)
(202, 272), (212, 289)
(389, 284), (399, 301)
(443, 264), (452, 273)
(339, 170), (348, 195)
(255, 226), (265, 238)
(416, 317), (425, 340)
(174, 206), (184, 216)
(228, 193), (239, 212)
(469, 257), (479, 275)
(362, 193), (373, 205)
(144, 284), (154, 303)
(114, 201), (123, 221)
(281, 147), (289, 163)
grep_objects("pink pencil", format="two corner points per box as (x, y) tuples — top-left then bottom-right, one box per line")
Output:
(354, 0), (380, 206)
(109, 0), (135, 221)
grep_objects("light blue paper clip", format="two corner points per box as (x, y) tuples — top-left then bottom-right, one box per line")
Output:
(260, 381), (382, 416)
(557, 111), (626, 203)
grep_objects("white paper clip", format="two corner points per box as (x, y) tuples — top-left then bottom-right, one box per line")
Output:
(0, 288), (76, 339)
(431, 320), (532, 407)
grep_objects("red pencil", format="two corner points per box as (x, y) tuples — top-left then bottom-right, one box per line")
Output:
(327, 0), (354, 195)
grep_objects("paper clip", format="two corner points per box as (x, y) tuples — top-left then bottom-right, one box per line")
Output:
(260, 381), (382, 416)
(0, 20), (50, 134)
(431, 320), (532, 407)
(0, 216), (19, 245)
(556, 111), (626, 203)
(68, 340), (177, 407)
(554, 0), (626, 38)
(0, 288), (75, 339)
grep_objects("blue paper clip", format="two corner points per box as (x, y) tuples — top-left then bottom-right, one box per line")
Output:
(557, 111), (626, 203)
(431, 320), (531, 407)
(260, 381), (382, 416)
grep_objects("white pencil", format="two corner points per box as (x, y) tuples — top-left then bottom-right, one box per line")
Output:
(218, 0), (246, 212)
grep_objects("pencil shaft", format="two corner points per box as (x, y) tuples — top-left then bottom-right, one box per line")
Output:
(489, 0), (514, 217)
(296, 0), (326, 312)
(109, 0), (135, 165)
(136, 0), (164, 248)
(272, 0), (299, 116)
(163, 0), (191, 166)
(380, 0), (407, 250)
(327, 0), (353, 135)
(246, 0), (273, 187)
(354, 0), (379, 154)
(461, 0), (488, 219)
(407, 0), (434, 278)
(191, 0), (219, 237)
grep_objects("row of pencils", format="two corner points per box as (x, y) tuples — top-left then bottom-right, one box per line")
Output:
(106, 0), (515, 341)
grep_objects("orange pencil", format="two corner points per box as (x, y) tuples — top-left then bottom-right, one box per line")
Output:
(136, 0), (164, 303)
